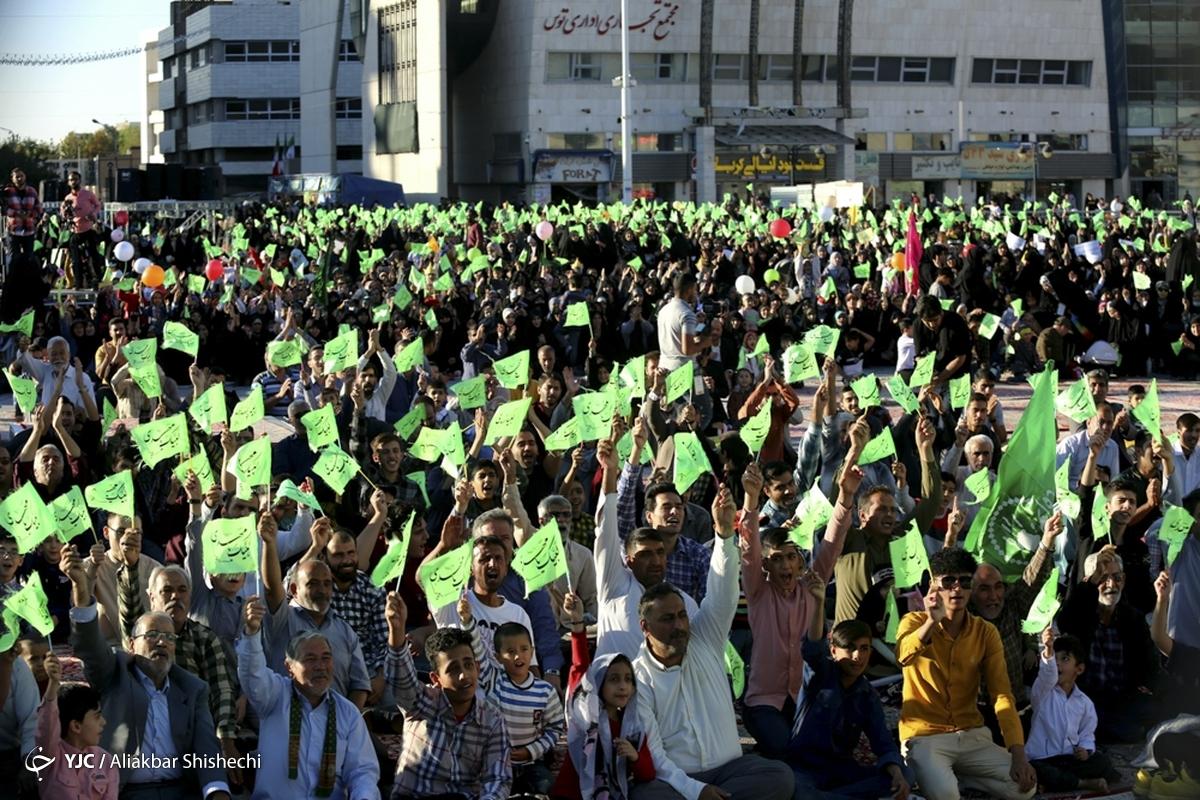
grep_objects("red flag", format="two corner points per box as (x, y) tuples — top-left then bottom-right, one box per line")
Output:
(905, 208), (923, 296)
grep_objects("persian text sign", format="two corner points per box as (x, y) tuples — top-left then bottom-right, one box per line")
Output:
(543, 1), (680, 41)
(959, 143), (1034, 180)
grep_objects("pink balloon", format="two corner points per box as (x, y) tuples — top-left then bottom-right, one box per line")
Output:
(110, 227), (125, 243)
(769, 218), (792, 239)
(535, 221), (554, 242)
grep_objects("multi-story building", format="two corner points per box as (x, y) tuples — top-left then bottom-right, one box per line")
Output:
(146, 0), (364, 195)
(360, 0), (1119, 206)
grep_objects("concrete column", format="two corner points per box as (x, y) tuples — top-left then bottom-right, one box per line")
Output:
(300, 0), (344, 174)
(695, 125), (716, 203)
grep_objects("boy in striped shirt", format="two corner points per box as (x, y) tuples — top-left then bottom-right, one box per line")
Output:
(458, 594), (566, 795)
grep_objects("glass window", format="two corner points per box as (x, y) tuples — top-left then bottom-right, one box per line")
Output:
(971, 58), (992, 83)
(631, 53), (683, 82)
(877, 57), (901, 82)
(802, 54), (824, 81)
(545, 133), (606, 150)
(851, 56), (876, 82)
(335, 97), (363, 119)
(1019, 59), (1041, 85)
(994, 59), (1018, 83)
(902, 57), (929, 83)
(1067, 61), (1091, 86)
(1042, 60), (1067, 85)
(929, 57), (954, 83)
(855, 132), (886, 151)
(339, 40), (357, 61)
(546, 53), (569, 81)
(570, 53), (600, 81)
(163, 58), (174, 78)
(824, 56), (839, 82)
(758, 54), (793, 82)
(1127, 105), (1153, 127)
(713, 54), (746, 80)
(224, 42), (245, 61)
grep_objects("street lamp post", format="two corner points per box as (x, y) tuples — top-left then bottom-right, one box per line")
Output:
(92, 118), (119, 204)
(615, 0), (634, 204)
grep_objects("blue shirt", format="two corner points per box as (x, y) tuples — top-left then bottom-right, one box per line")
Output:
(789, 639), (903, 772)
(237, 631), (380, 800)
(129, 669), (180, 784)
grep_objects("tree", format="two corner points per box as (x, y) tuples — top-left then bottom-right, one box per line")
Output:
(56, 122), (140, 159)
(0, 137), (57, 186)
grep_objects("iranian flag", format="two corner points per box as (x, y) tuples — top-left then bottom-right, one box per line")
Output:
(271, 134), (283, 177)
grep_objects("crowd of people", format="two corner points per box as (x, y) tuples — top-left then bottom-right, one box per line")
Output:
(1, 164), (1200, 800)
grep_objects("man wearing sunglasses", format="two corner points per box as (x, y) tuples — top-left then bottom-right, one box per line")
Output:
(897, 548), (1037, 800)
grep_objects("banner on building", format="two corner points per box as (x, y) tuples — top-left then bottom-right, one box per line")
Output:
(959, 143), (1034, 180)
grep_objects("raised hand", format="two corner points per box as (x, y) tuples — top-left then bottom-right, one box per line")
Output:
(742, 462), (764, 506)
(456, 591), (473, 625)
(838, 464), (865, 499)
(60, 544), (89, 585)
(385, 591), (408, 646)
(244, 595), (266, 635)
(258, 511), (278, 544)
(801, 571), (826, 602)
(924, 587), (947, 623)
(1042, 509), (1064, 543)
(563, 591), (584, 625)
(1154, 570), (1171, 605)
(184, 471), (202, 503)
(712, 484), (736, 538)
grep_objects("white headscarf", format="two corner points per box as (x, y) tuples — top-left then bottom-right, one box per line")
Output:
(565, 652), (647, 800)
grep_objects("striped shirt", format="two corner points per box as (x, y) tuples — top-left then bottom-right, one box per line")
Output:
(470, 620), (565, 760)
(386, 645), (511, 800)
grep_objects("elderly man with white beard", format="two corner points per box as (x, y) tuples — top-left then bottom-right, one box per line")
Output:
(1058, 545), (1160, 744)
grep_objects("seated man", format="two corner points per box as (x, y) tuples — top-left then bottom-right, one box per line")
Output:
(62, 544), (230, 800)
(632, 483), (795, 800)
(238, 597), (380, 799)
(897, 548), (1036, 800)
(385, 592), (511, 800)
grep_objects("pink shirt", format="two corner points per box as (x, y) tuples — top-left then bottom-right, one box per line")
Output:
(64, 188), (101, 234)
(35, 696), (118, 800)
(740, 500), (854, 709)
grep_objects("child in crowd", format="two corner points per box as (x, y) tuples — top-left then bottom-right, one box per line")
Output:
(552, 592), (698, 800)
(34, 652), (117, 799)
(459, 594), (565, 796)
(1026, 628), (1118, 793)
(789, 583), (914, 799)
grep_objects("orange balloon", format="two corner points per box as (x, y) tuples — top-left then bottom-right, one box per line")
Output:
(891, 252), (907, 270)
(142, 265), (165, 287)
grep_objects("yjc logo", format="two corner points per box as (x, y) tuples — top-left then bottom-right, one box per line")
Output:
(24, 746), (54, 782)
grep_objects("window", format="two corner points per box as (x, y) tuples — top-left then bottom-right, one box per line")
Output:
(802, 54), (824, 81)
(569, 53), (601, 81)
(713, 54), (748, 81)
(631, 53), (684, 82)
(1036, 133), (1088, 151)
(224, 40), (300, 63)
(851, 56), (877, 82)
(545, 133), (606, 150)
(189, 49), (200, 69)
(224, 99), (300, 120)
(758, 54), (793, 82)
(335, 97), (363, 119)
(972, 58), (1091, 87)
(894, 132), (951, 151)
(855, 132), (887, 151)
(614, 133), (685, 152)
(379, 1), (418, 104)
(901, 57), (929, 83)
(845, 55), (951, 83)
(336, 145), (363, 160)
(339, 40), (358, 62)
(163, 58), (174, 79)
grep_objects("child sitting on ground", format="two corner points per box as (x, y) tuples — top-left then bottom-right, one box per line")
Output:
(458, 594), (565, 796)
(1026, 628), (1119, 793)
(34, 652), (117, 799)
(788, 578), (914, 799)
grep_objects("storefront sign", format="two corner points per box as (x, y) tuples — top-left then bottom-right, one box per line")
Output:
(533, 151), (614, 183)
(911, 154), (960, 180)
(959, 143), (1034, 180)
(714, 152), (825, 181)
(543, 1), (680, 41)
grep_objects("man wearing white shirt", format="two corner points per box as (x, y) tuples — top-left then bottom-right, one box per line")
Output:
(432, 534), (536, 661)
(1055, 404), (1119, 493)
(1171, 413), (1200, 497)
(15, 335), (96, 408)
(630, 483), (794, 800)
(355, 327), (397, 422)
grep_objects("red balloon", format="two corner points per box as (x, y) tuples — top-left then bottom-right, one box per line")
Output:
(205, 259), (224, 281)
(769, 218), (792, 238)
(114, 210), (129, 226)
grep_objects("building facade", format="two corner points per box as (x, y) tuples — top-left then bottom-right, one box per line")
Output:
(146, 0), (364, 195)
(361, 0), (1117, 206)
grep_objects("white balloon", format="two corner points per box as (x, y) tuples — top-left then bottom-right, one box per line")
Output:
(110, 227), (125, 243)
(818, 205), (835, 223)
(735, 275), (756, 295)
(133, 257), (151, 274)
(114, 241), (135, 262)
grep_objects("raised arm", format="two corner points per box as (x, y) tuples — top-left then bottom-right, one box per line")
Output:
(258, 511), (285, 613)
(236, 597), (284, 715)
(62, 544), (117, 690)
(594, 438), (629, 601)
(692, 484), (741, 650)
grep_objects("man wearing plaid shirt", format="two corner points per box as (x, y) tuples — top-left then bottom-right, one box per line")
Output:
(3, 168), (41, 267)
(323, 529), (389, 701)
(145, 565), (244, 785)
(385, 591), (511, 800)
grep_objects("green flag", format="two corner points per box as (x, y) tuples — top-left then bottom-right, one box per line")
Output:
(1055, 379), (1097, 424)
(483, 398), (532, 445)
(417, 541), (473, 609)
(122, 338), (158, 368)
(393, 337), (425, 373)
(886, 374), (920, 414)
(410, 427), (445, 463)
(0, 310), (35, 338)
(965, 366), (1058, 579)
(229, 386), (264, 432)
(782, 344), (819, 383)
(450, 376), (488, 410)
(190, 383), (228, 434)
(1054, 459), (1081, 520)
(102, 397), (118, 433)
(49, 486), (92, 541)
(620, 356), (646, 397)
(544, 417), (582, 452)
(85, 471), (136, 519)
(492, 350), (530, 390)
(4, 572), (55, 635)
(908, 352), (936, 389)
(977, 313), (1001, 340)
(511, 518), (568, 594)
(889, 521), (931, 588)
(1159, 505), (1195, 566)
(174, 452), (216, 494)
(276, 478), (320, 510)
(883, 590), (900, 644)
(162, 321), (200, 357)
(187, 274), (207, 295)
(664, 360), (694, 404)
(1131, 378), (1161, 441)
(0, 482), (55, 553)
(964, 469), (991, 503)
(1021, 568), (1061, 634)
(850, 375), (881, 408)
(5, 370), (37, 415)
(803, 325), (840, 358)
(673, 432), (711, 495)
(228, 438), (272, 500)
(573, 392), (616, 441)
(130, 363), (162, 398)
(201, 517), (258, 575)
(440, 422), (467, 467)
(563, 301), (590, 328)
(949, 373), (972, 410)
(370, 513), (414, 587)
(739, 400), (773, 454)
(393, 406), (425, 440)
(724, 641), (746, 699)
(129, 414), (190, 467)
(267, 339), (303, 368)
(301, 404), (339, 451)
(1091, 489), (1111, 542)
(857, 427), (896, 465)
(324, 329), (359, 374)
(0, 609), (20, 652)
(312, 446), (360, 494)
(616, 427), (652, 465)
